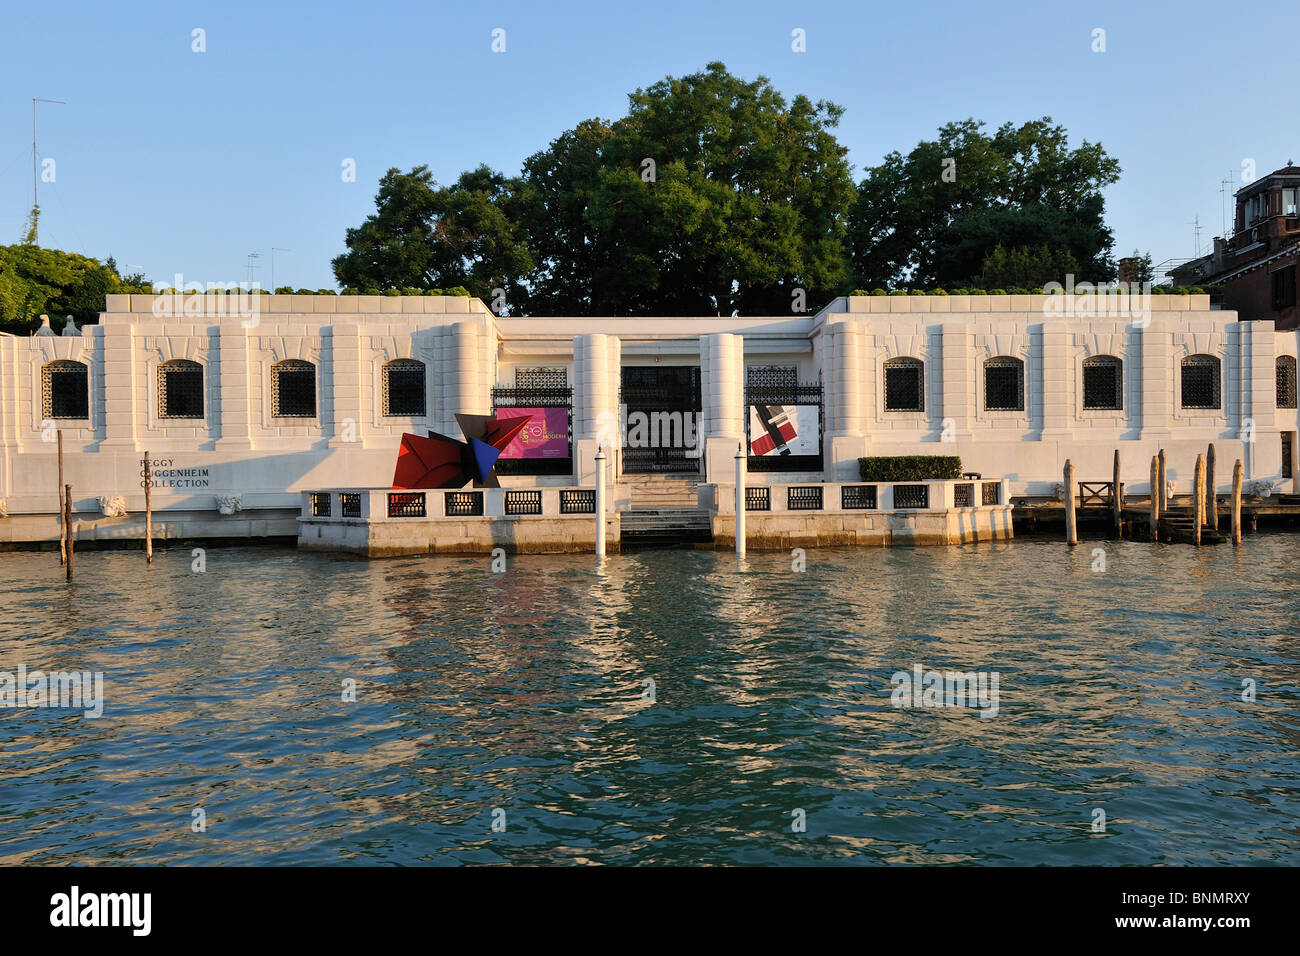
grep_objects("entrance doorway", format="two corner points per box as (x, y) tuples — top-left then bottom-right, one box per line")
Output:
(620, 366), (702, 474)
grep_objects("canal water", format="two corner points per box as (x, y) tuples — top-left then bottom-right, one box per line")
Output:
(1, 538), (1297, 865)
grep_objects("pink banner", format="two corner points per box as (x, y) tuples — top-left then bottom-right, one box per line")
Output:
(496, 407), (570, 459)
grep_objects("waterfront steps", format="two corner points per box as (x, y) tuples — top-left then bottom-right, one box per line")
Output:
(624, 475), (704, 510)
(619, 508), (713, 546)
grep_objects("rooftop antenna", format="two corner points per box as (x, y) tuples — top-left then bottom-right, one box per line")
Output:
(245, 251), (261, 286)
(1218, 171), (1236, 238)
(1190, 214), (1203, 256)
(31, 97), (67, 245)
(271, 247), (291, 292)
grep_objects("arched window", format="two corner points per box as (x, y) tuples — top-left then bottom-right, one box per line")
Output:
(158, 359), (204, 419)
(1082, 355), (1123, 410)
(1277, 355), (1297, 409)
(383, 359), (426, 417)
(983, 356), (1024, 411)
(271, 360), (316, 418)
(1181, 354), (1221, 409)
(42, 361), (89, 420)
(883, 357), (924, 412)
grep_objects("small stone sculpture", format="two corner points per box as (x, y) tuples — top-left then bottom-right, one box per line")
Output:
(216, 494), (243, 515)
(97, 495), (129, 518)
(35, 314), (55, 336)
(61, 315), (78, 336)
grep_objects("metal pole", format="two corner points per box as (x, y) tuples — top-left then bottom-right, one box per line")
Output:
(1232, 459), (1243, 546)
(734, 445), (746, 556)
(594, 447), (606, 559)
(1193, 453), (1204, 547)
(1206, 443), (1217, 532)
(64, 484), (73, 580)
(1149, 455), (1160, 541)
(1112, 448), (1122, 537)
(1157, 449), (1167, 513)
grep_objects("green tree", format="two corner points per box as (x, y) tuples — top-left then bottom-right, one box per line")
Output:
(332, 165), (534, 310)
(979, 243), (1081, 289)
(849, 118), (1120, 288)
(522, 62), (855, 316)
(0, 243), (125, 334)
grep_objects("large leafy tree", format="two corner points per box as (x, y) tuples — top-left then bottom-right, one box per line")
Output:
(522, 62), (856, 316)
(849, 118), (1120, 289)
(332, 165), (534, 308)
(0, 243), (129, 334)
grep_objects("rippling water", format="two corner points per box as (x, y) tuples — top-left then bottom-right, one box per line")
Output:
(1, 536), (1298, 865)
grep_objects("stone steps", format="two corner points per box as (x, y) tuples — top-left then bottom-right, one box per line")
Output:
(620, 508), (713, 546)
(624, 475), (703, 510)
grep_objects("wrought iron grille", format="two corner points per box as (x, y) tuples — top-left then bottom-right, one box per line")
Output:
(559, 489), (596, 514)
(339, 493), (361, 518)
(893, 484), (929, 509)
(1284, 433), (1294, 480)
(1181, 355), (1221, 409)
(158, 361), (204, 419)
(1082, 356), (1122, 410)
(954, 482), (973, 508)
(746, 365), (799, 390)
(1277, 356), (1297, 409)
(788, 486), (824, 510)
(271, 360), (316, 418)
(387, 492), (426, 518)
(504, 490), (543, 515)
(515, 367), (568, 389)
(445, 491), (484, 516)
(42, 361), (89, 420)
(620, 366), (702, 474)
(745, 486), (771, 511)
(984, 357), (1024, 411)
(491, 382), (574, 477)
(310, 492), (331, 517)
(982, 482), (1001, 505)
(383, 360), (426, 417)
(883, 358), (924, 412)
(841, 485), (877, 509)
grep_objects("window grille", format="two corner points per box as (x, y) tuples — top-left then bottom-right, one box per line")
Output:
(954, 483), (973, 508)
(515, 367), (568, 389)
(42, 361), (89, 420)
(984, 357), (1024, 411)
(1082, 356), (1122, 410)
(340, 493), (361, 518)
(883, 358), (924, 411)
(504, 490), (543, 515)
(1277, 356), (1297, 409)
(271, 360), (316, 418)
(787, 486), (823, 510)
(745, 487), (771, 511)
(893, 484), (929, 509)
(388, 492), (426, 518)
(310, 493), (332, 517)
(982, 482), (1001, 505)
(383, 360), (426, 417)
(158, 360), (204, 419)
(1181, 355), (1221, 409)
(841, 485), (877, 509)
(445, 491), (484, 516)
(559, 489), (596, 514)
(746, 365), (799, 389)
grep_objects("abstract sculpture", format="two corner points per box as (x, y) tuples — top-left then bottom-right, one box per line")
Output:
(392, 413), (532, 490)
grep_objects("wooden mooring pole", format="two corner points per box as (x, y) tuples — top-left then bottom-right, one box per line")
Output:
(57, 429), (65, 566)
(1112, 449), (1122, 537)
(1193, 453), (1204, 547)
(1232, 459), (1243, 546)
(1149, 455), (1160, 541)
(64, 483), (73, 580)
(1157, 449), (1167, 513)
(1064, 460), (1077, 546)
(1206, 443), (1217, 532)
(144, 451), (154, 566)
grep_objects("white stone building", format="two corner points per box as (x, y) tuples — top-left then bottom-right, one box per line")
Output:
(0, 291), (1295, 544)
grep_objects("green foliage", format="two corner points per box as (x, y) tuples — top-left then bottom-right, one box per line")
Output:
(859, 456), (963, 481)
(979, 243), (1080, 290)
(929, 288), (948, 295)
(871, 288), (887, 295)
(889, 289), (908, 296)
(0, 243), (128, 334)
(988, 289), (1007, 295)
(848, 117), (1120, 289)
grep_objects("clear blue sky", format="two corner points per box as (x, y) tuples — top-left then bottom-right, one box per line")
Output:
(1, 0), (1291, 293)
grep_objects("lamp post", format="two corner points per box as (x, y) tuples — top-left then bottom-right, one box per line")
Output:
(594, 447), (606, 559)
(735, 444), (746, 556)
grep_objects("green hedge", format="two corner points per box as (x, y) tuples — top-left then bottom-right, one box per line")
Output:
(858, 455), (963, 481)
